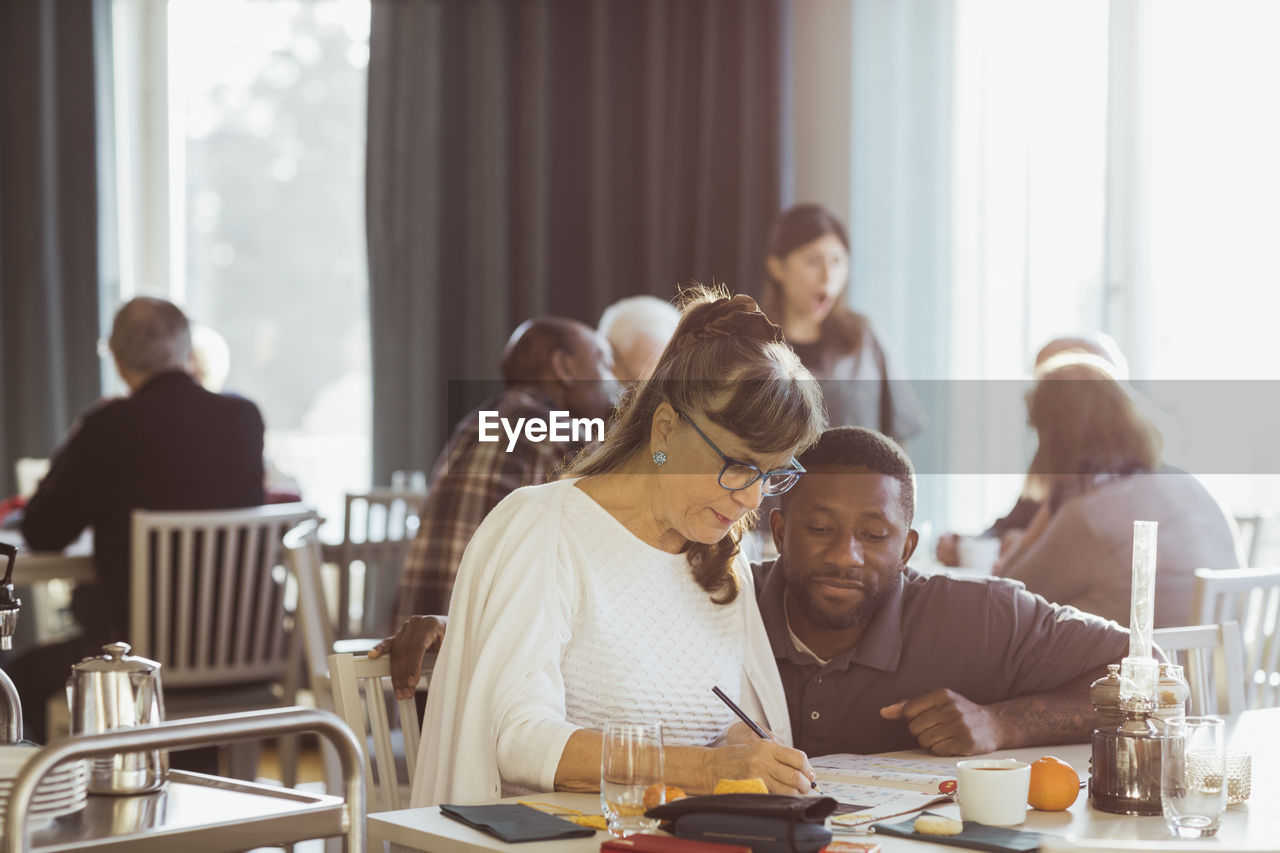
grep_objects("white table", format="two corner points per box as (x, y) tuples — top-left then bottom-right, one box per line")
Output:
(0, 531), (94, 585)
(0, 531), (94, 647)
(368, 707), (1280, 852)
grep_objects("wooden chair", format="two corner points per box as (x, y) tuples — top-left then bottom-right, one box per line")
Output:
(1232, 512), (1274, 566)
(333, 489), (423, 641)
(328, 651), (433, 850)
(1152, 622), (1247, 715)
(287, 518), (381, 704)
(1192, 566), (1280, 708)
(129, 503), (317, 780)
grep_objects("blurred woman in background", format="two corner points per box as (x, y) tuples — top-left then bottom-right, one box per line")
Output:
(995, 355), (1240, 627)
(761, 203), (923, 445)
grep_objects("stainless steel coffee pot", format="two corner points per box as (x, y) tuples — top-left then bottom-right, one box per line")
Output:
(67, 641), (169, 794)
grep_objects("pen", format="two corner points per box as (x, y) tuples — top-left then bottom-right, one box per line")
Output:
(711, 685), (822, 793)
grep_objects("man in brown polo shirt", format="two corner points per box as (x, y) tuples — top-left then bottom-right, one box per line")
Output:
(755, 426), (1129, 756)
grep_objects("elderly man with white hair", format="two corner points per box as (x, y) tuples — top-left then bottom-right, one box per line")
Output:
(597, 294), (681, 382)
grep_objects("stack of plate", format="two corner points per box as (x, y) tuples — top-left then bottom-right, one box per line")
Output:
(0, 746), (88, 828)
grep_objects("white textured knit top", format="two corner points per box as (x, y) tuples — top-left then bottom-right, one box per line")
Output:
(412, 478), (790, 806)
(559, 487), (746, 745)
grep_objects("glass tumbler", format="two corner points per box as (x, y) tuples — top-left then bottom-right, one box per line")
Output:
(1161, 716), (1226, 838)
(601, 721), (664, 838)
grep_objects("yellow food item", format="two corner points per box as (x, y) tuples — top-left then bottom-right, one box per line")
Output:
(913, 814), (963, 836)
(713, 777), (769, 794)
(643, 783), (688, 809)
(568, 815), (608, 830)
(1028, 755), (1080, 811)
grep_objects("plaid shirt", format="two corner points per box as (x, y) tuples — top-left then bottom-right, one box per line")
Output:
(392, 388), (580, 625)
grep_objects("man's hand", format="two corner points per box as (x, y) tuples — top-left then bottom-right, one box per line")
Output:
(880, 689), (1003, 755)
(368, 614), (447, 699)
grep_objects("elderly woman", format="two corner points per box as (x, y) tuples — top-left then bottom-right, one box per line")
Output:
(390, 288), (826, 806)
(994, 356), (1240, 627)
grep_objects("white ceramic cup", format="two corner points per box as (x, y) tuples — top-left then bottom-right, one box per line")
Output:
(957, 537), (1001, 574)
(955, 759), (1031, 826)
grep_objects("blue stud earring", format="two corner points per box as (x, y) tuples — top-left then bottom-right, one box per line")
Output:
(652, 450), (667, 467)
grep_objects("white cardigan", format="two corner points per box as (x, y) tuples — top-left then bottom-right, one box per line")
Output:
(410, 478), (792, 806)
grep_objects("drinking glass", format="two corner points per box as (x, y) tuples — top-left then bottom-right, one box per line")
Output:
(1162, 716), (1226, 838)
(601, 721), (664, 838)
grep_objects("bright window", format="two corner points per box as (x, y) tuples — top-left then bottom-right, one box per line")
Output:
(1137, 0), (1280, 379)
(107, 0), (372, 537)
(945, 0), (1280, 532)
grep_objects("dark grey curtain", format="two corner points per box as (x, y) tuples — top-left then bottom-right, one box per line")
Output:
(366, 0), (790, 480)
(0, 0), (103, 497)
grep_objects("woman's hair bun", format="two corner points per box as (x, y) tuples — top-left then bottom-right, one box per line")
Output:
(674, 291), (784, 353)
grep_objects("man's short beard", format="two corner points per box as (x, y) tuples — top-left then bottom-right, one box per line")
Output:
(787, 576), (893, 631)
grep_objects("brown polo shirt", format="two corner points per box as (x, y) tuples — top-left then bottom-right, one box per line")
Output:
(754, 559), (1130, 756)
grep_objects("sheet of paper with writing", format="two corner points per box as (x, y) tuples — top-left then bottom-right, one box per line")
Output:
(812, 754), (957, 828)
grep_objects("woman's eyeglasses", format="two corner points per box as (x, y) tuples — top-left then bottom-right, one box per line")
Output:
(673, 407), (805, 497)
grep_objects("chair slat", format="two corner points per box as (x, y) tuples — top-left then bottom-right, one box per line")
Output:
(173, 527), (197, 670)
(399, 694), (421, 782)
(233, 524), (261, 664)
(339, 495), (357, 640)
(154, 529), (172, 665)
(263, 522), (289, 663)
(194, 521), (218, 668)
(363, 679), (399, 811)
(215, 526), (238, 667)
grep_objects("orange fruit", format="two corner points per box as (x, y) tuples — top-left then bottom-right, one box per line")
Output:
(643, 783), (686, 810)
(1028, 755), (1080, 811)
(713, 778), (769, 794)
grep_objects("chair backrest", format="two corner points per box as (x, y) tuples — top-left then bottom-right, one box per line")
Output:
(336, 489), (423, 640)
(1152, 622), (1246, 715)
(1193, 566), (1280, 708)
(327, 652), (432, 813)
(130, 503), (317, 690)
(285, 519), (336, 703)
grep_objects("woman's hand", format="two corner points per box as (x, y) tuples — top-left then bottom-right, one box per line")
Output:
(368, 614), (447, 699)
(704, 740), (815, 795)
(724, 721), (773, 746)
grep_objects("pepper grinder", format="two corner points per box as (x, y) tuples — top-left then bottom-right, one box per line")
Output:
(1090, 664), (1125, 731)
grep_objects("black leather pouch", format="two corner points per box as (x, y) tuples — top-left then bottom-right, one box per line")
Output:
(646, 794), (838, 853)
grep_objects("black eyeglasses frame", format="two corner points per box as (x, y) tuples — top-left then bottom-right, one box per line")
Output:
(672, 407), (805, 497)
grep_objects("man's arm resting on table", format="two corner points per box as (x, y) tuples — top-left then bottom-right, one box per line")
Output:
(880, 665), (1113, 756)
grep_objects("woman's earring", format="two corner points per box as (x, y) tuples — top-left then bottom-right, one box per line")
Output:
(652, 450), (667, 467)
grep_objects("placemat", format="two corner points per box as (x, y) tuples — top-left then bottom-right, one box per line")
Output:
(439, 803), (597, 843)
(873, 811), (1042, 852)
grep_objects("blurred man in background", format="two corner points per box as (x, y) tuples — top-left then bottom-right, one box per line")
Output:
(391, 317), (614, 625)
(12, 296), (266, 740)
